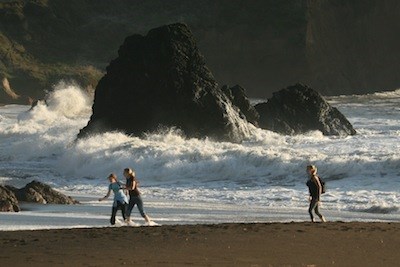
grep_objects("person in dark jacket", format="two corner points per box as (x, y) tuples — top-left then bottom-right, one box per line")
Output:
(306, 165), (326, 222)
(123, 168), (151, 224)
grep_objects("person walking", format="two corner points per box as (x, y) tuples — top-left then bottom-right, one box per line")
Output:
(306, 165), (326, 223)
(123, 168), (151, 224)
(99, 173), (129, 225)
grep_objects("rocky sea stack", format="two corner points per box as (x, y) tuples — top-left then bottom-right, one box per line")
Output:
(78, 23), (251, 142)
(255, 84), (356, 136)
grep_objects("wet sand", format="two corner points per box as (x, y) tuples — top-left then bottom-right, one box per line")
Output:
(0, 222), (399, 266)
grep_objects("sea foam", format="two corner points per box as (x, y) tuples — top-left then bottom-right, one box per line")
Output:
(0, 82), (399, 222)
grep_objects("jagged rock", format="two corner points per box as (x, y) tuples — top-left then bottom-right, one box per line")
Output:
(20, 181), (79, 204)
(78, 23), (251, 143)
(5, 181), (78, 206)
(19, 187), (47, 204)
(0, 185), (20, 212)
(7, 184), (46, 204)
(255, 83), (356, 136)
(221, 84), (259, 127)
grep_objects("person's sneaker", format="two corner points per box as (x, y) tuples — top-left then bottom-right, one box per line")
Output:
(320, 216), (326, 222)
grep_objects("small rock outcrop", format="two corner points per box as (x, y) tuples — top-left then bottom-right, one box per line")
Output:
(254, 83), (356, 136)
(19, 181), (79, 204)
(0, 185), (20, 212)
(1, 181), (78, 212)
(221, 84), (259, 127)
(78, 23), (251, 143)
(12, 185), (47, 204)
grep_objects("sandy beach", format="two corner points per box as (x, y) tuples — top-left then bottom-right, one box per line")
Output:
(0, 222), (398, 266)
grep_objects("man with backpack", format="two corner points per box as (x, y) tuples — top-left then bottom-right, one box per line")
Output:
(306, 165), (327, 223)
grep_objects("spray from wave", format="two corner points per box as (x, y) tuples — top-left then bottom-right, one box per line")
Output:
(18, 81), (92, 122)
(0, 83), (399, 216)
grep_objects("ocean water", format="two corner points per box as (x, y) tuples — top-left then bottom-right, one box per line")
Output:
(0, 82), (399, 230)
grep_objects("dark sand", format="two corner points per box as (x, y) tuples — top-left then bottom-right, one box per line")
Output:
(0, 222), (399, 266)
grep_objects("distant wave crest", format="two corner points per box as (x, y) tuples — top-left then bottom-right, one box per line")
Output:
(352, 205), (399, 214)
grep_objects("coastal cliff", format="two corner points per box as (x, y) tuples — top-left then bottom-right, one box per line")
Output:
(1, 0), (399, 103)
(306, 0), (400, 95)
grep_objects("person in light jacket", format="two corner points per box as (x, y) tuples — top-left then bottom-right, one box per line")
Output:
(99, 173), (128, 225)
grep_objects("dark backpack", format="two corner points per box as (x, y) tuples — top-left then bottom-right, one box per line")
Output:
(319, 177), (326, 194)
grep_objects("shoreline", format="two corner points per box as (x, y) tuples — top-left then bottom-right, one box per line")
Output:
(1, 195), (399, 231)
(0, 221), (398, 266)
(1, 193), (399, 231)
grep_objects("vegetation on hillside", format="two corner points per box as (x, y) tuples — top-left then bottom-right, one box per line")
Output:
(0, 0), (103, 103)
(0, 0), (307, 103)
(2, 0), (397, 103)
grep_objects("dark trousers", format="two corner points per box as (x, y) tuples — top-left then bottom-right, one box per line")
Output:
(110, 201), (127, 225)
(126, 195), (146, 218)
(308, 198), (323, 221)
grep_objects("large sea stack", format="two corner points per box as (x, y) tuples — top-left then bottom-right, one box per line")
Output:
(78, 23), (251, 142)
(255, 84), (356, 136)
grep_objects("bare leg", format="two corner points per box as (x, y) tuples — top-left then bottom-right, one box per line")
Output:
(144, 214), (151, 223)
